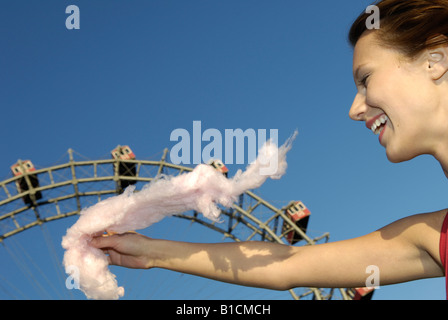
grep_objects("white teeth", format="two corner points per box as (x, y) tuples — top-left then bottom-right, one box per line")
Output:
(370, 115), (388, 135)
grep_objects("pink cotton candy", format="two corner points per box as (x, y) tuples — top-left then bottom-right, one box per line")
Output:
(61, 132), (297, 300)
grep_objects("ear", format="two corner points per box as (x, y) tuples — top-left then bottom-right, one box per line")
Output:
(427, 36), (448, 81)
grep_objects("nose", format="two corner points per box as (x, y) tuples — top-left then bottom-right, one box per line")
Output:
(349, 93), (367, 121)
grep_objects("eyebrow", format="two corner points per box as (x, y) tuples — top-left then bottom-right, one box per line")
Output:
(354, 63), (368, 81)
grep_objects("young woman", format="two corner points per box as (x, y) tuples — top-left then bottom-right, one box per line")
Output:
(91, 0), (448, 298)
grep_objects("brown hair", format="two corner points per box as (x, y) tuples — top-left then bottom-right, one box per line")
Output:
(349, 0), (448, 58)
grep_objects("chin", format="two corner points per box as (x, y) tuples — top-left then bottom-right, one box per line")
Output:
(385, 147), (420, 164)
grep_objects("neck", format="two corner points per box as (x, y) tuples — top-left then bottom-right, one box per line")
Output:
(433, 148), (448, 179)
(431, 86), (448, 179)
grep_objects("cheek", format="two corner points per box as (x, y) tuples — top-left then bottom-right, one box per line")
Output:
(365, 70), (402, 107)
(373, 74), (428, 121)
(391, 69), (435, 112)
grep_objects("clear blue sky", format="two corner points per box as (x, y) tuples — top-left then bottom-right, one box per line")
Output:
(1, 0), (447, 300)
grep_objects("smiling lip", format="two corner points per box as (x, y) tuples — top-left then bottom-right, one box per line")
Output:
(365, 113), (386, 131)
(365, 113), (389, 144)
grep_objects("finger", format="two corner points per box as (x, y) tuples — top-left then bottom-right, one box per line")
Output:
(90, 235), (116, 249)
(106, 250), (122, 266)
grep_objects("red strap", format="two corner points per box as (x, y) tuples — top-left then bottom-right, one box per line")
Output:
(439, 212), (448, 300)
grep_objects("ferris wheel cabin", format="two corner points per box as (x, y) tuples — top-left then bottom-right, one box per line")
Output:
(10, 160), (43, 205)
(282, 201), (311, 245)
(111, 145), (137, 192)
(347, 287), (375, 300)
(207, 159), (229, 177)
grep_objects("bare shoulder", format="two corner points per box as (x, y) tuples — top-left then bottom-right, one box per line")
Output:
(378, 209), (447, 268)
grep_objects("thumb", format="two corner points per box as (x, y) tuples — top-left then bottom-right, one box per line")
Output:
(90, 234), (117, 249)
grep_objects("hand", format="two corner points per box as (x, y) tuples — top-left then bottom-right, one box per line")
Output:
(91, 232), (153, 269)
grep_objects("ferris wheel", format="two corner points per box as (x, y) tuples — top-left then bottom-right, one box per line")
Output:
(0, 146), (374, 300)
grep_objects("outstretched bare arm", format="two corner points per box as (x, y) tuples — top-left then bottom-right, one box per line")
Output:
(91, 210), (446, 290)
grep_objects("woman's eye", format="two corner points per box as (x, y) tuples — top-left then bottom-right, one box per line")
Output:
(360, 74), (370, 87)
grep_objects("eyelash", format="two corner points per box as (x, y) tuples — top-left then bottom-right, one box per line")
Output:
(359, 74), (370, 87)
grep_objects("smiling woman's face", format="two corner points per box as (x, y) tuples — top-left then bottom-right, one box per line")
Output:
(349, 31), (445, 164)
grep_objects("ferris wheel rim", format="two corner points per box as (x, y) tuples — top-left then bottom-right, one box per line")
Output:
(0, 147), (354, 300)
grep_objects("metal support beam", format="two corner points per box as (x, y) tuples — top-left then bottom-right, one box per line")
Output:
(0, 147), (350, 300)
